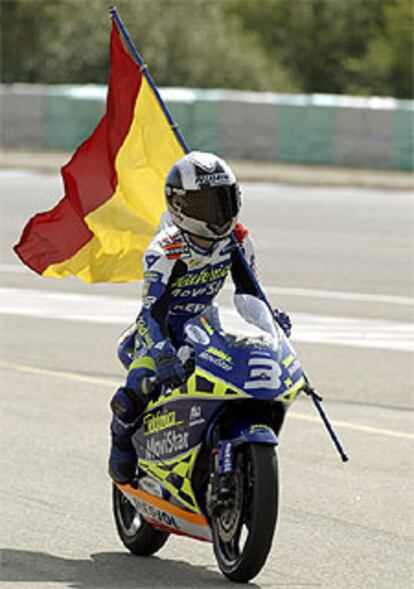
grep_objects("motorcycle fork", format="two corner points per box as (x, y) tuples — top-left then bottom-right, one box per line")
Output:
(207, 427), (240, 517)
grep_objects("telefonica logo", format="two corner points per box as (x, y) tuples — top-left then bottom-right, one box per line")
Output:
(172, 263), (231, 287)
(144, 410), (181, 435)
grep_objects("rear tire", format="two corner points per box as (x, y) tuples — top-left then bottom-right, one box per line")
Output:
(112, 484), (169, 556)
(212, 444), (279, 582)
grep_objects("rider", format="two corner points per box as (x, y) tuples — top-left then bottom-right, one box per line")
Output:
(109, 151), (292, 484)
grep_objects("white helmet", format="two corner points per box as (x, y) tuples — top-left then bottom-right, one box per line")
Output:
(165, 151), (241, 239)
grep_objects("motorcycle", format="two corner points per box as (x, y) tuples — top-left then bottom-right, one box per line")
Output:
(112, 294), (348, 582)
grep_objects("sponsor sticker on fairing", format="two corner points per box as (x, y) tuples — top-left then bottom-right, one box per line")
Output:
(135, 498), (178, 529)
(199, 351), (232, 372)
(199, 345), (233, 372)
(144, 410), (181, 435)
(188, 404), (205, 427)
(145, 430), (190, 459)
(184, 324), (210, 346)
(139, 476), (164, 498)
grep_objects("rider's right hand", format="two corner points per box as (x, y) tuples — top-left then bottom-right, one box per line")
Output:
(154, 342), (186, 388)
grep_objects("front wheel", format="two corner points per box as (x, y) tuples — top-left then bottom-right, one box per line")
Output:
(112, 484), (169, 556)
(211, 444), (279, 583)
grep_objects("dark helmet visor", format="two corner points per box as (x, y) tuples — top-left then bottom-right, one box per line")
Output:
(173, 185), (240, 228)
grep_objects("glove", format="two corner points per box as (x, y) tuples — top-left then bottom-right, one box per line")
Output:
(110, 386), (146, 423)
(273, 308), (292, 338)
(154, 341), (186, 388)
(156, 354), (186, 388)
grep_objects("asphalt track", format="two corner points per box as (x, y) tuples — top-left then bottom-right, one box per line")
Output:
(0, 170), (413, 588)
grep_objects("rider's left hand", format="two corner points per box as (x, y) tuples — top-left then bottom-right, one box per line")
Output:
(273, 308), (292, 338)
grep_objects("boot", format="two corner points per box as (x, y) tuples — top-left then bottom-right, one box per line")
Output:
(108, 416), (137, 484)
(108, 383), (150, 484)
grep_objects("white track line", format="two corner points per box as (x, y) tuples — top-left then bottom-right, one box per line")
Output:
(1, 287), (413, 352)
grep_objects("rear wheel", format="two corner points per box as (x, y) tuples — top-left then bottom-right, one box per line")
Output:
(211, 444), (279, 582)
(112, 484), (169, 556)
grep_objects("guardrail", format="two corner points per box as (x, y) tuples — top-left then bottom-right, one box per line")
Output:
(1, 84), (412, 170)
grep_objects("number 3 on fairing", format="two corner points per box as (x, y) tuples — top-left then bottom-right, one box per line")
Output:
(244, 358), (282, 390)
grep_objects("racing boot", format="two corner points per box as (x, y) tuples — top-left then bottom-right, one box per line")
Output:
(108, 386), (147, 484)
(108, 420), (137, 484)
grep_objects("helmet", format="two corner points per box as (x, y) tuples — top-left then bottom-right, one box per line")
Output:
(165, 151), (241, 239)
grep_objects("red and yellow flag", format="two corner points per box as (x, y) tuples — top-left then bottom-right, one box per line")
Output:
(14, 23), (185, 283)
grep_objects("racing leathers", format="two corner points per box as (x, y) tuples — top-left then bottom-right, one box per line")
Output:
(109, 221), (290, 483)
(132, 222), (256, 375)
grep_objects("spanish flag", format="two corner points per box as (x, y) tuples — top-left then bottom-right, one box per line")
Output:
(14, 21), (185, 283)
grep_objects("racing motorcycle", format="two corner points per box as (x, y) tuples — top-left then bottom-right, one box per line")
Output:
(112, 294), (348, 583)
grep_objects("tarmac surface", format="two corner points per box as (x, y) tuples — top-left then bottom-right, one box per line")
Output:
(0, 169), (413, 588)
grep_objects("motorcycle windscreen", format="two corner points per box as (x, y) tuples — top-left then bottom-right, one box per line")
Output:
(233, 294), (280, 345)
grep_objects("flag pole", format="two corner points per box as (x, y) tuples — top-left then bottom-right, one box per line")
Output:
(109, 5), (190, 154)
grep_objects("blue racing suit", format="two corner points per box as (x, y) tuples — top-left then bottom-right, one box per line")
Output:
(109, 220), (255, 482)
(109, 218), (290, 483)
(126, 221), (256, 386)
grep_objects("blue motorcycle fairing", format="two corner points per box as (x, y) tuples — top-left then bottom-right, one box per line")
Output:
(230, 422), (279, 448)
(217, 424), (278, 475)
(127, 308), (301, 510)
(184, 314), (304, 403)
(134, 397), (223, 463)
(133, 397), (228, 513)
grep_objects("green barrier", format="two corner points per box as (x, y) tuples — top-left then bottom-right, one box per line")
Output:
(165, 100), (193, 146)
(46, 86), (105, 151)
(166, 97), (219, 153)
(2, 84), (412, 171)
(275, 102), (336, 165)
(190, 99), (219, 153)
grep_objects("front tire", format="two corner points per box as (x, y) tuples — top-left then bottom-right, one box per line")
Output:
(112, 484), (169, 556)
(212, 444), (279, 582)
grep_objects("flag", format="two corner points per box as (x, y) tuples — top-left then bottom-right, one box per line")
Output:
(14, 22), (185, 283)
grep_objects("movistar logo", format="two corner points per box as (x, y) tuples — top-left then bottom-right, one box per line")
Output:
(145, 430), (189, 458)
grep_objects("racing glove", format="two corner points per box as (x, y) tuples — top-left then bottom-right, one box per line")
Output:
(110, 386), (147, 423)
(153, 341), (186, 388)
(273, 308), (292, 338)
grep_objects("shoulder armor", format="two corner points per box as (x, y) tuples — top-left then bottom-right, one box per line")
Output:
(160, 226), (190, 260)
